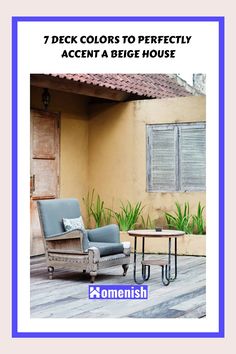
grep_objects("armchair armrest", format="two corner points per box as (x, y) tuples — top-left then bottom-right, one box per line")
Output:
(45, 229), (86, 253)
(122, 241), (131, 256)
(88, 247), (100, 263)
(45, 229), (84, 241)
(87, 224), (120, 243)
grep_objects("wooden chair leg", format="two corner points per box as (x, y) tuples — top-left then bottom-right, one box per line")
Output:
(122, 264), (129, 276)
(48, 266), (54, 280)
(90, 271), (97, 283)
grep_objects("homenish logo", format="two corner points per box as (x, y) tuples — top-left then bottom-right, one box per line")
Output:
(88, 285), (148, 300)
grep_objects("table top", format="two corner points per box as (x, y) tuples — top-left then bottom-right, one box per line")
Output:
(127, 229), (185, 238)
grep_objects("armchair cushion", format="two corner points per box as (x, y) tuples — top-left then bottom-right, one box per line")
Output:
(62, 216), (85, 232)
(87, 224), (120, 243)
(89, 242), (124, 257)
(62, 216), (89, 251)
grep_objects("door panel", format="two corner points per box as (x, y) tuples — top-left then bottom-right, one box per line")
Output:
(32, 114), (57, 159)
(32, 159), (58, 198)
(30, 109), (60, 256)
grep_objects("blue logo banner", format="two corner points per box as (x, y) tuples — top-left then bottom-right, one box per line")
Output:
(88, 285), (148, 300)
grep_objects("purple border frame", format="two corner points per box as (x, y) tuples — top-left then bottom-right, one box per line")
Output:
(12, 16), (224, 338)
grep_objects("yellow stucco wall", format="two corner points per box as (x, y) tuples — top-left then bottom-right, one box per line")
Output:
(30, 87), (89, 215)
(31, 86), (206, 225)
(88, 95), (206, 225)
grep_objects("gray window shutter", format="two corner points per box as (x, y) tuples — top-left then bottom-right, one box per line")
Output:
(179, 123), (206, 191)
(147, 125), (177, 191)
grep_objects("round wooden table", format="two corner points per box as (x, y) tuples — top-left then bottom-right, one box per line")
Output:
(128, 229), (185, 286)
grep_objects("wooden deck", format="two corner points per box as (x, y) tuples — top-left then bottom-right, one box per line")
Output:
(31, 254), (206, 318)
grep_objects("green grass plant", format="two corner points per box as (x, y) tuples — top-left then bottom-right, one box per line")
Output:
(83, 189), (108, 228)
(165, 202), (194, 234)
(112, 201), (143, 231)
(90, 193), (105, 228)
(140, 213), (155, 229)
(103, 208), (113, 226)
(192, 202), (206, 234)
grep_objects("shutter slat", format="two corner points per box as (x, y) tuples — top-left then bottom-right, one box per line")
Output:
(147, 123), (206, 192)
(149, 127), (177, 191)
(179, 125), (206, 190)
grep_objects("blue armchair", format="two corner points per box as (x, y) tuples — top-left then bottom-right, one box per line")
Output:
(37, 198), (130, 282)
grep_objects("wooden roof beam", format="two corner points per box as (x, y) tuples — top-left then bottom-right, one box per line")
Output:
(30, 74), (131, 102)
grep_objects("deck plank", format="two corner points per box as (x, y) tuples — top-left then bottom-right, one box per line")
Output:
(30, 254), (206, 318)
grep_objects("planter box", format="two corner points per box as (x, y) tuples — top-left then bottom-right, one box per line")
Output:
(120, 231), (206, 256)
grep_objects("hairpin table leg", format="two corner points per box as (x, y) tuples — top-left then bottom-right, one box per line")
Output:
(166, 237), (178, 282)
(161, 264), (170, 286)
(133, 236), (150, 284)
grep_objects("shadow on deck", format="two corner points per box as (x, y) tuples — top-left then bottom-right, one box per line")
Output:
(31, 254), (206, 319)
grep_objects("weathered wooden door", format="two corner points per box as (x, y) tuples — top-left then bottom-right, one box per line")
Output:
(30, 109), (60, 256)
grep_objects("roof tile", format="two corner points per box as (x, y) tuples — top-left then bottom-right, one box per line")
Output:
(49, 73), (193, 99)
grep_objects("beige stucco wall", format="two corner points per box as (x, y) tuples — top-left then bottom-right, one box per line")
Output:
(30, 87), (89, 215)
(31, 87), (206, 225)
(88, 95), (206, 225)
